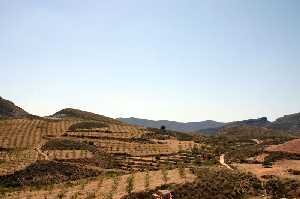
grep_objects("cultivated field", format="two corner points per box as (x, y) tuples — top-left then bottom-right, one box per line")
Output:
(0, 110), (300, 199)
(4, 168), (196, 199)
(0, 118), (78, 149)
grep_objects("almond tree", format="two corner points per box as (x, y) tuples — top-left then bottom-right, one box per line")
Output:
(126, 174), (135, 196)
(161, 165), (169, 185)
(178, 162), (186, 181)
(144, 171), (150, 191)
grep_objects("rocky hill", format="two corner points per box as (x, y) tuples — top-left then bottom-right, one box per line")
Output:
(270, 112), (300, 133)
(117, 117), (225, 132)
(199, 117), (271, 135)
(51, 108), (122, 125)
(217, 125), (291, 140)
(0, 96), (29, 117)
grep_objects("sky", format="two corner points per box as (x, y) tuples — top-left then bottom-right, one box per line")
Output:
(0, 0), (300, 122)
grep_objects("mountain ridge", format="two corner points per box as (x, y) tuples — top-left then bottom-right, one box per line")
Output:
(269, 112), (300, 133)
(0, 96), (29, 117)
(51, 108), (123, 125)
(117, 117), (225, 132)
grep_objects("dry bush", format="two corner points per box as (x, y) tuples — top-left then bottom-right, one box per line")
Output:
(0, 160), (101, 187)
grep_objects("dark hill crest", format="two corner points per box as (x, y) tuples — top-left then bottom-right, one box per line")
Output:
(0, 96), (29, 117)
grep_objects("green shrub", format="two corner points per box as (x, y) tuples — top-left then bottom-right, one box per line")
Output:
(144, 171), (150, 191)
(161, 166), (169, 184)
(177, 162), (186, 180)
(265, 177), (300, 199)
(126, 175), (134, 196)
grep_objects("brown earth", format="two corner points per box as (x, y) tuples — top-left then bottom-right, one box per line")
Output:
(234, 159), (300, 180)
(265, 139), (300, 154)
(4, 168), (196, 199)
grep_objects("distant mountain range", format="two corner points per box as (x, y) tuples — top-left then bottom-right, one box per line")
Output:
(270, 113), (300, 133)
(199, 117), (271, 134)
(117, 117), (225, 132)
(1, 96), (299, 135)
(117, 117), (271, 134)
(51, 108), (122, 125)
(118, 115), (300, 135)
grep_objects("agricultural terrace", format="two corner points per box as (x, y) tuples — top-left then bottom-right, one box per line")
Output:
(0, 118), (79, 149)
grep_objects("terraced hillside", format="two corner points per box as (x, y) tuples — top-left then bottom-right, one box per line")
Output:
(0, 106), (202, 199)
(51, 108), (123, 125)
(1, 99), (299, 198)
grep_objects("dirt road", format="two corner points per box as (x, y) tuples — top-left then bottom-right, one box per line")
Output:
(219, 154), (233, 170)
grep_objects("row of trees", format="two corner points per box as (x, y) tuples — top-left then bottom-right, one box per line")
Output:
(104, 163), (187, 198)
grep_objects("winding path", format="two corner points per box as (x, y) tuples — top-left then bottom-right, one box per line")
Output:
(219, 154), (233, 170)
(34, 145), (49, 160)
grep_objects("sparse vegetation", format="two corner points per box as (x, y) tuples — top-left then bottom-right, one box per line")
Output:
(85, 192), (96, 199)
(126, 174), (134, 196)
(0, 102), (299, 199)
(161, 165), (169, 184)
(177, 162), (186, 180)
(68, 121), (109, 131)
(263, 151), (300, 166)
(122, 167), (263, 199)
(287, 169), (300, 175)
(0, 161), (101, 187)
(56, 190), (65, 199)
(265, 177), (300, 199)
(144, 171), (150, 191)
(41, 139), (97, 151)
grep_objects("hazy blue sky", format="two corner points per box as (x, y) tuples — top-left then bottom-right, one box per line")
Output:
(1, 0), (299, 122)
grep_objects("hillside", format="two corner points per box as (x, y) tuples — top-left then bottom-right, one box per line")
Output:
(217, 125), (292, 140)
(0, 105), (202, 199)
(0, 104), (300, 198)
(266, 139), (300, 154)
(0, 99), (299, 199)
(199, 117), (271, 135)
(0, 96), (29, 117)
(270, 112), (300, 133)
(117, 117), (225, 132)
(51, 108), (122, 125)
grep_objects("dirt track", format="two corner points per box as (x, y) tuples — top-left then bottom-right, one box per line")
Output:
(219, 154), (233, 170)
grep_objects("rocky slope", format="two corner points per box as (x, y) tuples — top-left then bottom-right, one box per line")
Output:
(270, 112), (300, 133)
(199, 117), (271, 135)
(0, 96), (29, 117)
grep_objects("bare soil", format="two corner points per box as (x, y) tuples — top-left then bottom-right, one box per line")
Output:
(235, 159), (300, 181)
(265, 139), (300, 154)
